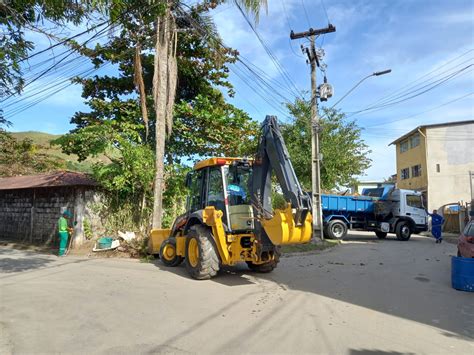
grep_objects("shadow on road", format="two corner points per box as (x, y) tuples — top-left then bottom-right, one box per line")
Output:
(0, 248), (56, 273)
(349, 350), (414, 355)
(151, 258), (257, 286)
(255, 234), (474, 341)
(342, 233), (431, 243)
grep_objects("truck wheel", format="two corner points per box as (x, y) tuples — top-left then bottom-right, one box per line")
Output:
(396, 221), (412, 241)
(160, 238), (184, 267)
(375, 231), (387, 239)
(247, 249), (281, 273)
(326, 220), (347, 239)
(185, 225), (220, 280)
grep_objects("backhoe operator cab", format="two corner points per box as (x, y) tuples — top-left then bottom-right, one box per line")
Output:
(149, 116), (313, 280)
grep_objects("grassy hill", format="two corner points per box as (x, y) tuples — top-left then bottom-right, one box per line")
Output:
(10, 131), (110, 173)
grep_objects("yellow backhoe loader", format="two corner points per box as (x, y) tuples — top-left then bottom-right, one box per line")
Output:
(148, 115), (313, 279)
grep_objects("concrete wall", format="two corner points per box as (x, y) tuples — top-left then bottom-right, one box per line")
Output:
(396, 129), (428, 191)
(0, 186), (95, 246)
(426, 123), (474, 211)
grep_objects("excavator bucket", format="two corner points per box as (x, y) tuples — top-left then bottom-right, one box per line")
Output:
(148, 229), (172, 255)
(261, 204), (313, 245)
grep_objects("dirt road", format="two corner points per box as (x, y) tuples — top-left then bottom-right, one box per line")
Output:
(1, 232), (473, 354)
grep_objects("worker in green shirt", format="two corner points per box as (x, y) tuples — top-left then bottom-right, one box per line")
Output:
(58, 210), (73, 256)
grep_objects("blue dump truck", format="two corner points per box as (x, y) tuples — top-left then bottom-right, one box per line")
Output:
(322, 185), (428, 240)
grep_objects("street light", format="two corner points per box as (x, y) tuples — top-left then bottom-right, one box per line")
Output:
(330, 69), (392, 109)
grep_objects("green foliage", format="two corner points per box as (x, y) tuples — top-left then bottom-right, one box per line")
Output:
(0, 130), (66, 176)
(83, 219), (93, 240)
(171, 92), (259, 162)
(162, 164), (190, 228)
(282, 98), (372, 190)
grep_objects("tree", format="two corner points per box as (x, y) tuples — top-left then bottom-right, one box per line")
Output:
(150, 0), (267, 228)
(282, 98), (372, 191)
(54, 1), (259, 229)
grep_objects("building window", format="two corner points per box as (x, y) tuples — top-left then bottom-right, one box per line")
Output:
(400, 140), (409, 153)
(410, 133), (420, 148)
(401, 168), (410, 180)
(411, 164), (422, 177)
(436, 164), (440, 173)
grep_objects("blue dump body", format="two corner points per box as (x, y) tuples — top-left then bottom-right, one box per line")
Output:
(321, 185), (394, 221)
(322, 194), (376, 213)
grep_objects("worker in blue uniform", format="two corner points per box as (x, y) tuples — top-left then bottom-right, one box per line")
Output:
(429, 209), (444, 243)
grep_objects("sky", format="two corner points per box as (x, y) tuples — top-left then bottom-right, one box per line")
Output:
(3, 0), (473, 181)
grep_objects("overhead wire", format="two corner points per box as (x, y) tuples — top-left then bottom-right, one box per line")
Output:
(1, 24), (113, 106)
(2, 1), (163, 118)
(350, 57), (473, 115)
(347, 64), (473, 117)
(281, 1), (305, 59)
(365, 92), (474, 128)
(177, 2), (293, 117)
(346, 49), (474, 117)
(234, 2), (303, 99)
(301, 0), (311, 27)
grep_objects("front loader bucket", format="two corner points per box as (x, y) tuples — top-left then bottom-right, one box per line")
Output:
(261, 204), (312, 245)
(148, 229), (172, 255)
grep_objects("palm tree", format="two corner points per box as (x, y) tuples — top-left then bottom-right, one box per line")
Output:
(151, 0), (267, 229)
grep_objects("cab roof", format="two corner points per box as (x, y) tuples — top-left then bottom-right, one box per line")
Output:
(193, 157), (253, 170)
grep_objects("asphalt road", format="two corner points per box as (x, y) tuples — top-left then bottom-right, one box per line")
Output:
(1, 232), (473, 354)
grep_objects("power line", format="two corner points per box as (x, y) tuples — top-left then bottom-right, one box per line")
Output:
(348, 49), (473, 116)
(235, 2), (303, 99)
(355, 56), (473, 113)
(8, 20), (110, 66)
(1, 24), (112, 104)
(301, 0), (311, 27)
(320, 0), (330, 24)
(365, 92), (474, 128)
(177, 3), (293, 116)
(347, 64), (473, 117)
(281, 1), (305, 59)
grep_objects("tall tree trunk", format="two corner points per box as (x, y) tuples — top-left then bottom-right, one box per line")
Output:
(152, 2), (177, 229)
(134, 43), (149, 140)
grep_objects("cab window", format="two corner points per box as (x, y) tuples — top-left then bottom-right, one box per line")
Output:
(207, 167), (225, 212)
(406, 195), (423, 208)
(225, 165), (251, 206)
(187, 170), (203, 212)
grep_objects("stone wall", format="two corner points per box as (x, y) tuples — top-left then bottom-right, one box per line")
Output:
(0, 186), (96, 245)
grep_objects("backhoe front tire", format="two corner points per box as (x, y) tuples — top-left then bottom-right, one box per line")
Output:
(246, 248), (281, 273)
(185, 225), (220, 280)
(375, 231), (387, 239)
(160, 238), (183, 267)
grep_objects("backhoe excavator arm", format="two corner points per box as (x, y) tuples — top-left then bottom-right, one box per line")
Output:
(250, 115), (313, 247)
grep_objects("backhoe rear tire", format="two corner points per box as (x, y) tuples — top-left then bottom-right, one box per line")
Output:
(185, 225), (220, 280)
(246, 248), (281, 273)
(160, 238), (184, 267)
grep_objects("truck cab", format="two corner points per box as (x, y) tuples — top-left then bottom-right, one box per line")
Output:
(388, 189), (428, 234)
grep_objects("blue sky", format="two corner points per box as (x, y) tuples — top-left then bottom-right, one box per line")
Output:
(4, 0), (473, 181)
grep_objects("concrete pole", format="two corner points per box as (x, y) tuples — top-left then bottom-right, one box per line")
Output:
(470, 171), (474, 220)
(310, 36), (324, 240)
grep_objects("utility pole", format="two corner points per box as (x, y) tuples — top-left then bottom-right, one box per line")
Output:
(470, 171), (474, 220)
(290, 25), (336, 241)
